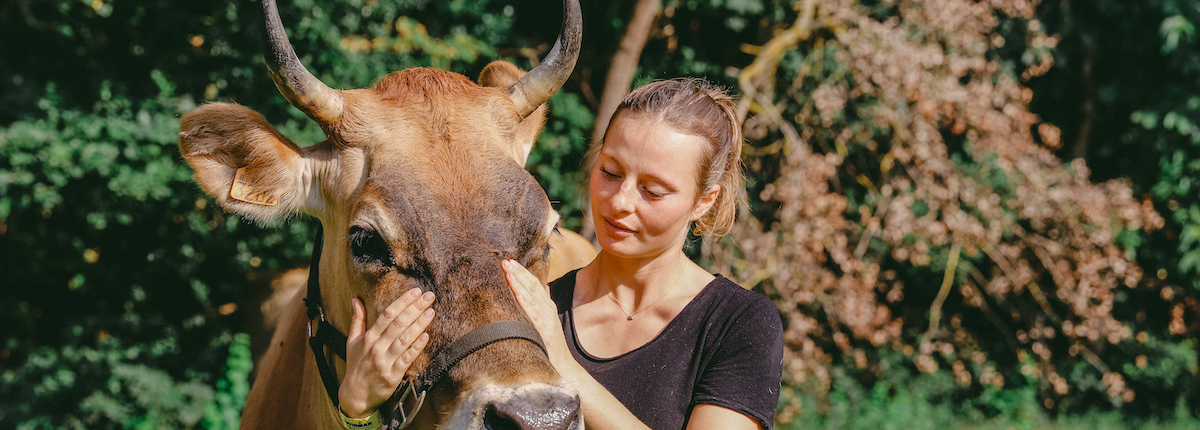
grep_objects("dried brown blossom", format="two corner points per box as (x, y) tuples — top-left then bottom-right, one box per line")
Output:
(717, 0), (1164, 413)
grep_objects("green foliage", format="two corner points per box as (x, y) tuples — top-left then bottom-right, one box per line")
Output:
(1029, 0), (1200, 290)
(1161, 15), (1196, 55)
(0, 81), (310, 427)
(0, 335), (218, 429)
(718, 0), (1198, 422)
(201, 333), (252, 430)
(528, 91), (594, 231)
(0, 331), (253, 429)
(781, 354), (1200, 430)
(1023, 0), (1200, 415)
(784, 385), (1200, 430)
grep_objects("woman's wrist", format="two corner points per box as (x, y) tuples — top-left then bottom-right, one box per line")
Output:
(556, 360), (594, 392)
(337, 393), (372, 420)
(338, 406), (383, 430)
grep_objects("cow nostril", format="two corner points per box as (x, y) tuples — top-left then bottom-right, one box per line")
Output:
(482, 391), (580, 430)
(482, 405), (521, 430)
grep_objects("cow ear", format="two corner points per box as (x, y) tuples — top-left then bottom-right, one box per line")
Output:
(178, 102), (323, 223)
(480, 61), (547, 166)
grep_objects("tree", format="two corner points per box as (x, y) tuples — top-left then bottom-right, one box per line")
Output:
(1026, 0), (1200, 390)
(717, 0), (1192, 419)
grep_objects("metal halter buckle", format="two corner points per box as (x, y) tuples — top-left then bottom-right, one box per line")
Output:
(307, 305), (326, 339)
(393, 381), (426, 429)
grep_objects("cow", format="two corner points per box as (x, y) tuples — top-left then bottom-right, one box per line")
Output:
(177, 0), (589, 428)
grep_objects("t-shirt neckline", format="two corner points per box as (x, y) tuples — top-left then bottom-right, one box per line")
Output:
(566, 272), (724, 362)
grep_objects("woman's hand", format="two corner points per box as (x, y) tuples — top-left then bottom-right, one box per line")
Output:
(503, 260), (656, 430)
(502, 260), (573, 369)
(338, 288), (435, 419)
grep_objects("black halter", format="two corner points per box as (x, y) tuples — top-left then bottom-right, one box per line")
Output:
(303, 226), (547, 429)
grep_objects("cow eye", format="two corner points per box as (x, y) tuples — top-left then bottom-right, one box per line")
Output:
(543, 242), (552, 261)
(348, 226), (393, 266)
(542, 228), (557, 261)
(524, 229), (555, 265)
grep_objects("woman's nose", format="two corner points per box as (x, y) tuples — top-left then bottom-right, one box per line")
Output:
(608, 180), (636, 214)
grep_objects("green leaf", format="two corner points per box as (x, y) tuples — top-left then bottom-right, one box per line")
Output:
(1161, 15), (1195, 54)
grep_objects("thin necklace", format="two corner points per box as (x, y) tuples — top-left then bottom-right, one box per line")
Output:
(600, 281), (678, 321)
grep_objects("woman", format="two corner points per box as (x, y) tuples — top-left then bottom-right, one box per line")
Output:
(504, 78), (783, 429)
(336, 78), (784, 429)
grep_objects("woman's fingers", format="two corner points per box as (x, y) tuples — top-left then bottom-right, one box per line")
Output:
(501, 260), (573, 370)
(366, 287), (424, 341)
(387, 307), (434, 357)
(376, 290), (435, 346)
(348, 297), (367, 341)
(392, 332), (430, 375)
(339, 289), (437, 419)
(504, 261), (535, 306)
(502, 259), (557, 327)
(503, 260), (544, 296)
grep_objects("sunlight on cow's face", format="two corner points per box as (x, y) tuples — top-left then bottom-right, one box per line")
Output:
(179, 63), (579, 429)
(326, 70), (562, 417)
(325, 68), (555, 323)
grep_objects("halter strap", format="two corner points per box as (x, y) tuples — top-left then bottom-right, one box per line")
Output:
(303, 225), (547, 429)
(413, 320), (545, 395)
(304, 225), (348, 410)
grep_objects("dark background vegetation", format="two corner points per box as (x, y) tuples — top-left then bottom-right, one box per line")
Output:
(0, 0), (1196, 428)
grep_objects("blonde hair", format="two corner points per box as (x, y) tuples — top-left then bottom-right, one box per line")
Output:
(585, 78), (745, 238)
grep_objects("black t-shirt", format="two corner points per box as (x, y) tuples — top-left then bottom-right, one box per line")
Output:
(550, 270), (784, 430)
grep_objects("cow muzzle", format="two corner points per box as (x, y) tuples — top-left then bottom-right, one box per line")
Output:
(444, 383), (582, 430)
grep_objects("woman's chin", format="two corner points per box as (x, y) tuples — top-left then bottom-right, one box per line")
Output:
(598, 235), (635, 255)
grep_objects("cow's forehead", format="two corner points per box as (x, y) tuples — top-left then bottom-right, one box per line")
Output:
(324, 67), (551, 270)
(353, 142), (551, 258)
(339, 70), (518, 155)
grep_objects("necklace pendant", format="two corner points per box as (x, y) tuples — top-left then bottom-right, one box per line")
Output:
(627, 314), (635, 321)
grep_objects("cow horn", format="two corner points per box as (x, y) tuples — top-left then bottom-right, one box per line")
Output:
(508, 0), (582, 118)
(261, 0), (344, 125)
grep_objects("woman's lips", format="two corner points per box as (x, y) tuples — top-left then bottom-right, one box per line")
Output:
(603, 218), (636, 236)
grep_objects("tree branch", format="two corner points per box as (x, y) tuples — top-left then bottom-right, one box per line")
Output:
(736, 0), (819, 123)
(580, 0), (661, 241)
(589, 0), (661, 146)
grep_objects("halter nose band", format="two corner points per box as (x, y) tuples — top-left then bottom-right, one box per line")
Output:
(386, 320), (546, 429)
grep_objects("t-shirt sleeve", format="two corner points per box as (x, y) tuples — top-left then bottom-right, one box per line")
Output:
(691, 292), (784, 429)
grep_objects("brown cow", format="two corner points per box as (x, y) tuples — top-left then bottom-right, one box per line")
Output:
(177, 0), (588, 428)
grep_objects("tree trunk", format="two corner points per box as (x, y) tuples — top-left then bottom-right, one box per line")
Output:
(1072, 30), (1096, 161)
(580, 0), (661, 241)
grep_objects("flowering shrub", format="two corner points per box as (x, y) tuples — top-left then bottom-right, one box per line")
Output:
(714, 0), (1180, 418)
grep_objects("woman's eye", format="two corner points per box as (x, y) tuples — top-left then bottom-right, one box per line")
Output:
(600, 167), (620, 179)
(644, 187), (664, 199)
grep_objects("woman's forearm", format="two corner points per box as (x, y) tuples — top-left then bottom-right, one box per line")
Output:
(556, 360), (652, 430)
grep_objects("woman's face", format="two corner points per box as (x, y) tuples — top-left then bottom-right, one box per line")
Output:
(590, 113), (717, 259)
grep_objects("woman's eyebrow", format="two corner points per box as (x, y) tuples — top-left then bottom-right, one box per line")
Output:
(596, 152), (620, 167)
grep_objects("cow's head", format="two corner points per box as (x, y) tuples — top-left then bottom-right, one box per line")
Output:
(178, 0), (582, 428)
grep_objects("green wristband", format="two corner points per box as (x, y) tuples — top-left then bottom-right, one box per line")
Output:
(339, 407), (383, 430)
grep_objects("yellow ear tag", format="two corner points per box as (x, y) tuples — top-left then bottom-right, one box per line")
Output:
(230, 166), (278, 206)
